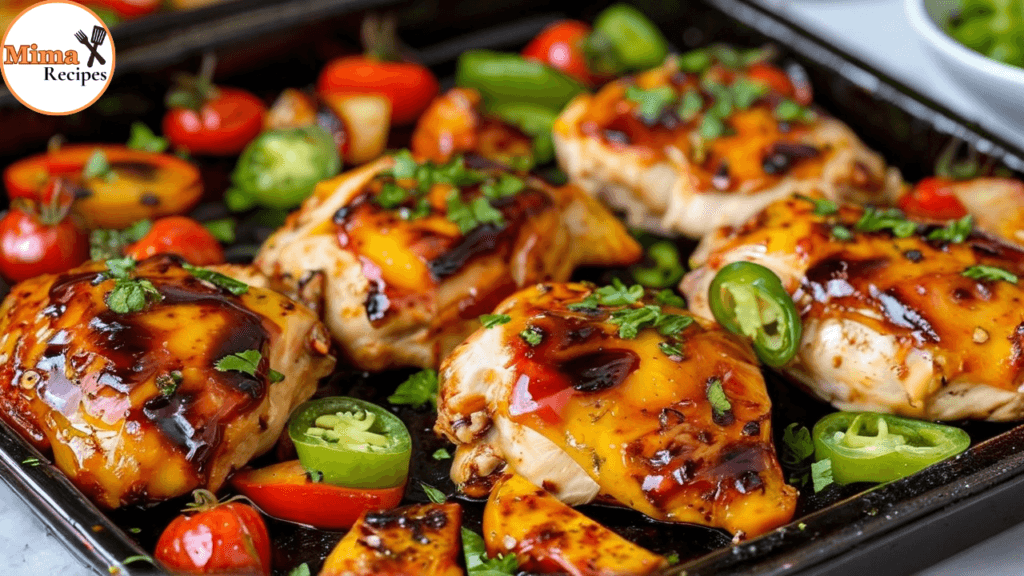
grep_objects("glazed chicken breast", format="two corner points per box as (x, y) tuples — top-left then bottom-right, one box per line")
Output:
(435, 282), (797, 536)
(553, 53), (901, 238)
(255, 153), (641, 371)
(0, 256), (335, 508)
(682, 196), (1024, 421)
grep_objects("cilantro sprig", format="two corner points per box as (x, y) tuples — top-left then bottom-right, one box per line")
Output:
(388, 369), (439, 409)
(927, 214), (973, 243)
(183, 263), (248, 295)
(463, 528), (518, 576)
(103, 258), (162, 314)
(214, 349), (284, 383)
(855, 207), (917, 238)
(962, 265), (1018, 283)
(90, 220), (152, 260)
(479, 314), (511, 328)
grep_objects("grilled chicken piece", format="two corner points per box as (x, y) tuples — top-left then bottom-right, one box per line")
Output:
(682, 196), (1024, 421)
(0, 256), (334, 508)
(319, 503), (464, 576)
(904, 177), (1024, 248)
(255, 153), (641, 371)
(411, 87), (534, 165)
(553, 55), (901, 238)
(435, 282), (797, 536)
(483, 473), (667, 576)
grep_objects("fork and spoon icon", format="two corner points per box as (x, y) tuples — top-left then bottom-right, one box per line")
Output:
(74, 26), (107, 68)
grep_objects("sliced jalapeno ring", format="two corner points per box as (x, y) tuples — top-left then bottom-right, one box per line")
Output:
(707, 261), (801, 367)
(812, 412), (971, 485)
(288, 397), (412, 489)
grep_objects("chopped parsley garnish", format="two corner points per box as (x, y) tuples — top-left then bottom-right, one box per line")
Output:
(447, 193), (505, 234)
(594, 277), (644, 306)
(659, 341), (684, 358)
(927, 214), (973, 243)
(463, 527), (519, 576)
(732, 77), (769, 109)
(677, 49), (712, 73)
(432, 448), (452, 460)
(520, 326), (544, 346)
(390, 149), (418, 180)
(90, 220), (152, 260)
(422, 482), (447, 504)
(481, 173), (525, 199)
(608, 305), (662, 339)
(774, 99), (816, 123)
(156, 371), (183, 396)
(781, 423), (814, 466)
(855, 207), (917, 238)
(831, 225), (854, 241)
(655, 314), (694, 337)
(705, 377), (732, 419)
(962, 265), (1018, 283)
(400, 197), (433, 221)
(376, 182), (410, 209)
(795, 194), (838, 216)
(103, 258), (161, 314)
(655, 289), (686, 308)
(214, 350), (282, 382)
(567, 294), (599, 311)
(811, 458), (834, 493)
(677, 90), (703, 121)
(182, 264), (248, 295)
(698, 113), (726, 140)
(126, 122), (168, 153)
(625, 85), (676, 123)
(388, 369), (439, 409)
(285, 563), (311, 576)
(479, 314), (511, 328)
(83, 149), (114, 181)
(202, 218), (236, 244)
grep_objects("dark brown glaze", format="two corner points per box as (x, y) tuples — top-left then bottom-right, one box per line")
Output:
(577, 60), (834, 194)
(494, 283), (797, 536)
(0, 255), (333, 508)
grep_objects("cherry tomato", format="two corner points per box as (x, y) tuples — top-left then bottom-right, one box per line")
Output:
(231, 460), (405, 530)
(522, 20), (597, 86)
(317, 56), (439, 126)
(0, 179), (89, 284)
(125, 216), (224, 265)
(155, 490), (271, 576)
(747, 63), (813, 105)
(163, 88), (266, 156)
(899, 177), (969, 221)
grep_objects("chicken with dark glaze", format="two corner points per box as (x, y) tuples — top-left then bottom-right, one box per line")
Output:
(554, 54), (901, 238)
(0, 255), (335, 508)
(435, 282), (797, 536)
(255, 153), (641, 371)
(683, 196), (1024, 420)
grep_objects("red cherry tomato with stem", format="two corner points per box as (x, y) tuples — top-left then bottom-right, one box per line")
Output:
(898, 177), (969, 221)
(125, 216), (224, 265)
(155, 489), (271, 576)
(0, 178), (89, 283)
(522, 20), (597, 86)
(163, 88), (266, 156)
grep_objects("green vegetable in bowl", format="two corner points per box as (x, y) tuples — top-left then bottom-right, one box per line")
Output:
(945, 0), (1024, 68)
(226, 125), (341, 211)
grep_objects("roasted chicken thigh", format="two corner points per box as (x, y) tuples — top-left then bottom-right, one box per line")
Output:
(553, 54), (900, 238)
(435, 282), (797, 536)
(255, 153), (640, 371)
(683, 196), (1024, 421)
(0, 255), (334, 508)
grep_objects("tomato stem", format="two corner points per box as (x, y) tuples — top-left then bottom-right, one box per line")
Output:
(361, 12), (401, 62)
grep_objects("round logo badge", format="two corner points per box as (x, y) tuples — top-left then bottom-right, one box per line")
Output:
(1, 0), (115, 116)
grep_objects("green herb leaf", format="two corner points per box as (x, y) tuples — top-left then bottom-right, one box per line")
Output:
(285, 563), (311, 576)
(156, 371), (183, 396)
(677, 49), (711, 73)
(962, 265), (1018, 283)
(463, 527), (519, 576)
(677, 90), (704, 122)
(699, 114), (725, 140)
(401, 197), (433, 221)
(106, 278), (161, 314)
(855, 207), (917, 238)
(774, 99), (816, 123)
(105, 257), (137, 279)
(811, 458), (834, 493)
(83, 149), (113, 181)
(433, 156), (487, 187)
(795, 194), (838, 216)
(566, 294), (599, 311)
(433, 448), (452, 460)
(126, 122), (168, 153)
(520, 326), (543, 346)
(927, 214), (973, 243)
(608, 305), (662, 339)
(471, 198), (505, 228)
(481, 173), (525, 200)
(269, 369), (285, 383)
(377, 182), (410, 209)
(202, 218), (236, 244)
(388, 369), (439, 409)
(732, 77), (769, 110)
(706, 377), (732, 418)
(831, 225), (854, 241)
(594, 277), (645, 306)
(182, 264), (249, 295)
(709, 44), (742, 68)
(447, 194), (504, 234)
(666, 552), (681, 565)
(480, 314), (511, 328)
(655, 289), (686, 308)
(214, 349), (264, 378)
(89, 220), (153, 260)
(781, 423), (814, 466)
(659, 341), (684, 357)
(391, 149), (418, 180)
(655, 314), (694, 337)
(625, 85), (677, 124)
(422, 482), (447, 504)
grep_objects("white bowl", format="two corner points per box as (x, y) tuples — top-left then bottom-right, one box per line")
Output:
(905, 0), (1024, 120)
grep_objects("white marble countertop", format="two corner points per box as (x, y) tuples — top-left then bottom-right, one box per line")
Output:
(3, 1), (1024, 575)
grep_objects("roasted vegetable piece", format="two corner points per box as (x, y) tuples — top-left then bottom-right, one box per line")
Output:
(164, 86), (266, 156)
(155, 489), (271, 576)
(3, 145), (203, 229)
(456, 50), (586, 112)
(318, 503), (464, 576)
(230, 460), (404, 530)
(226, 126), (341, 211)
(899, 177), (969, 220)
(287, 396), (412, 489)
(813, 412), (971, 485)
(483, 474), (667, 576)
(318, 55), (437, 126)
(125, 216), (225, 265)
(0, 255), (335, 507)
(522, 20), (598, 86)
(589, 3), (670, 73)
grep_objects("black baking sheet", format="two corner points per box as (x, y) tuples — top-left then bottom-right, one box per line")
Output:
(1, 0), (1024, 575)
